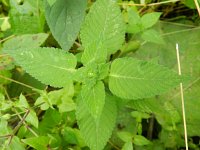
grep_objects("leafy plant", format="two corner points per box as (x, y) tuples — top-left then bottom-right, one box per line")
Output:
(1, 0), (198, 149)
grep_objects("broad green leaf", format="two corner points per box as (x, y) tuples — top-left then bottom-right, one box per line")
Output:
(45, 0), (87, 50)
(3, 33), (49, 50)
(141, 12), (161, 29)
(133, 135), (152, 146)
(6, 47), (77, 87)
(81, 81), (105, 119)
(9, 0), (45, 34)
(22, 136), (50, 150)
(109, 57), (181, 99)
(80, 0), (125, 54)
(141, 29), (164, 44)
(76, 94), (117, 150)
(81, 42), (107, 65)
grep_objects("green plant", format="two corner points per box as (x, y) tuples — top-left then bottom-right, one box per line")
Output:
(1, 0), (199, 150)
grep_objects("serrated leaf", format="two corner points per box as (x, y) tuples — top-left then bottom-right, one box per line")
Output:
(109, 57), (181, 99)
(45, 0), (87, 50)
(3, 33), (48, 51)
(6, 47), (77, 87)
(22, 136), (50, 150)
(141, 29), (164, 44)
(80, 0), (125, 54)
(81, 42), (107, 65)
(76, 94), (117, 150)
(141, 12), (161, 29)
(81, 81), (105, 119)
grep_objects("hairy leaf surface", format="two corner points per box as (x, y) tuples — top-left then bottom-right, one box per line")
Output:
(45, 0), (87, 50)
(80, 0), (125, 54)
(81, 42), (107, 65)
(76, 94), (117, 150)
(3, 33), (48, 50)
(81, 81), (105, 119)
(109, 57), (181, 99)
(7, 47), (76, 87)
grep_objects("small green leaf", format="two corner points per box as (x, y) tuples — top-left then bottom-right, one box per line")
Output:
(62, 127), (85, 146)
(6, 47), (77, 87)
(48, 83), (76, 113)
(121, 40), (141, 54)
(45, 0), (87, 50)
(81, 81), (105, 119)
(81, 0), (125, 54)
(22, 136), (50, 150)
(38, 109), (62, 134)
(0, 119), (10, 136)
(3, 33), (49, 51)
(133, 135), (152, 146)
(109, 57), (181, 99)
(127, 8), (143, 33)
(74, 63), (109, 84)
(76, 94), (117, 150)
(18, 94), (29, 108)
(26, 110), (39, 128)
(122, 141), (133, 150)
(141, 12), (161, 29)
(117, 131), (133, 142)
(141, 29), (164, 44)
(17, 94), (39, 128)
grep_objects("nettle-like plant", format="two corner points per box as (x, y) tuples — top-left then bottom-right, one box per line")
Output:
(4, 0), (183, 149)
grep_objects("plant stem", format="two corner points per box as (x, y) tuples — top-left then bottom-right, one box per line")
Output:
(176, 43), (188, 150)
(147, 114), (155, 140)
